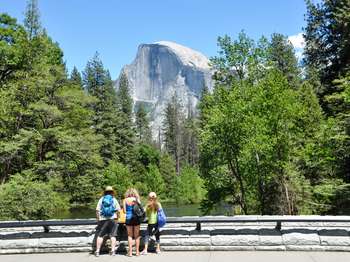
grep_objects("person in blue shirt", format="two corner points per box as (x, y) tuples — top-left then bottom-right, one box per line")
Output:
(123, 188), (142, 257)
(95, 186), (120, 257)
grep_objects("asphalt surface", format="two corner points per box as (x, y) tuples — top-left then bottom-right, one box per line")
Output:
(1, 251), (350, 262)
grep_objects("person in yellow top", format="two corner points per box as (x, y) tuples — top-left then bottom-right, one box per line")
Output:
(141, 192), (161, 255)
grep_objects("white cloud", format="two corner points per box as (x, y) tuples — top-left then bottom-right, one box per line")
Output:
(288, 33), (305, 49)
(288, 33), (305, 62)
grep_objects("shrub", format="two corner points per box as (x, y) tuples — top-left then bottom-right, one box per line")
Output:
(178, 166), (206, 204)
(0, 173), (68, 220)
(102, 161), (133, 199)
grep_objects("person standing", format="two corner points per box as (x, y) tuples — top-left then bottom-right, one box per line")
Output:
(95, 186), (120, 257)
(141, 192), (162, 255)
(123, 188), (142, 257)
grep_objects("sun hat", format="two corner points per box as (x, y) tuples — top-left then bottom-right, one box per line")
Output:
(148, 192), (157, 198)
(104, 186), (115, 193)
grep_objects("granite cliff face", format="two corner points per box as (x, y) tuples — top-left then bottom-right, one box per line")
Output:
(116, 41), (213, 137)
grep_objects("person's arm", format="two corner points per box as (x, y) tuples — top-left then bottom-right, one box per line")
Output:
(96, 198), (101, 221)
(122, 199), (126, 213)
(114, 198), (121, 219)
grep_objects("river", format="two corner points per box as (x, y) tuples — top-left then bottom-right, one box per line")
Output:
(54, 203), (234, 219)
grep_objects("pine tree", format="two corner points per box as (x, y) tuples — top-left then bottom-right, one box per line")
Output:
(116, 72), (134, 164)
(83, 52), (107, 97)
(304, 0), (350, 114)
(163, 93), (184, 174)
(268, 33), (300, 87)
(182, 98), (199, 165)
(82, 53), (120, 164)
(70, 66), (83, 87)
(135, 103), (152, 143)
(304, 0), (350, 209)
(117, 72), (133, 117)
(159, 153), (179, 199)
(24, 0), (42, 39)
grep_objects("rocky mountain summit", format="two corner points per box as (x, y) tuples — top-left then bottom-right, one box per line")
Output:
(116, 41), (213, 137)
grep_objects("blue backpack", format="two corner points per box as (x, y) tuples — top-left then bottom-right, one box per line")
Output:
(157, 208), (167, 228)
(100, 195), (115, 217)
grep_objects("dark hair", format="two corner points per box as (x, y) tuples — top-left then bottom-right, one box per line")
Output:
(104, 190), (114, 196)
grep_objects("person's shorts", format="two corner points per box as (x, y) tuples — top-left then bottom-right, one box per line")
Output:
(125, 217), (140, 226)
(97, 219), (118, 237)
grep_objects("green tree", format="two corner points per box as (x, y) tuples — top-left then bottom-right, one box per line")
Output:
(135, 103), (152, 143)
(103, 161), (133, 199)
(182, 102), (199, 166)
(70, 66), (83, 87)
(200, 32), (322, 215)
(143, 164), (166, 197)
(163, 93), (184, 174)
(159, 153), (179, 200)
(0, 10), (106, 209)
(268, 33), (300, 87)
(0, 172), (68, 220)
(304, 0), (350, 114)
(177, 166), (205, 204)
(83, 52), (111, 98)
(210, 31), (268, 85)
(83, 53), (121, 164)
(23, 0), (42, 40)
(0, 14), (30, 84)
(303, 0), (350, 213)
(134, 143), (160, 167)
(116, 72), (135, 164)
(117, 72), (133, 117)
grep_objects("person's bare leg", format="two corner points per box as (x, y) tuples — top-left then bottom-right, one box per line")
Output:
(96, 236), (103, 255)
(110, 236), (117, 254)
(126, 226), (133, 256)
(156, 243), (161, 253)
(134, 225), (140, 256)
(142, 243), (148, 254)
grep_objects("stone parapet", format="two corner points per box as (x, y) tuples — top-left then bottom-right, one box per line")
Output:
(0, 217), (349, 254)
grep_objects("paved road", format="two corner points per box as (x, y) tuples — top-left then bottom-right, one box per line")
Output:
(1, 252), (350, 262)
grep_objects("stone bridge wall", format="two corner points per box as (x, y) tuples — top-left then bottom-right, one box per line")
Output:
(0, 217), (350, 254)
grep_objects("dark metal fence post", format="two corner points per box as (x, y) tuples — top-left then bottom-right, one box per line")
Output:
(196, 222), (201, 231)
(43, 225), (50, 233)
(275, 221), (281, 231)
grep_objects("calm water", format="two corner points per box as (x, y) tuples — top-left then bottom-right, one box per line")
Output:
(53, 203), (234, 219)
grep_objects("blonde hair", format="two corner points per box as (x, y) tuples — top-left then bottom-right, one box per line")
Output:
(124, 188), (140, 200)
(146, 192), (160, 211)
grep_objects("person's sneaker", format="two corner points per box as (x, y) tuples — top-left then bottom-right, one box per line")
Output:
(156, 249), (161, 254)
(141, 250), (148, 255)
(94, 251), (100, 257)
(110, 251), (115, 256)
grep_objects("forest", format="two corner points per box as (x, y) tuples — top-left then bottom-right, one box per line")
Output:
(0, 0), (349, 220)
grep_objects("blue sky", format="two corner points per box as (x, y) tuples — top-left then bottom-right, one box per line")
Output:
(1, 0), (307, 79)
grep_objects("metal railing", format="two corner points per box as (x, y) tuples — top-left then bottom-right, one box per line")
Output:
(0, 216), (349, 233)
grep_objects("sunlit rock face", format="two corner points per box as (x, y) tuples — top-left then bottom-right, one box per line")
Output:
(116, 41), (213, 138)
